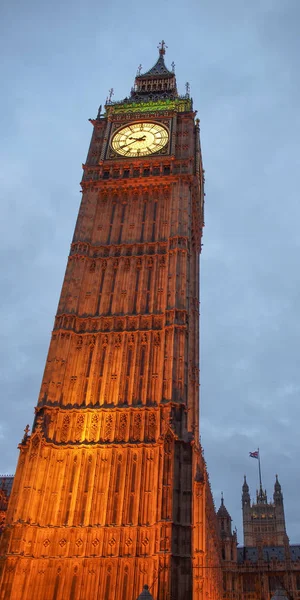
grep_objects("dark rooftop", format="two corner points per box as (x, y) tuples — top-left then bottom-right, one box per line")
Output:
(237, 545), (300, 564)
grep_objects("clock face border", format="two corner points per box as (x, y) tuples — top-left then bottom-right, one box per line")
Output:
(111, 121), (169, 158)
(106, 119), (172, 160)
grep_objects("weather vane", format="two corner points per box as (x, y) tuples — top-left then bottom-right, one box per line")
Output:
(158, 40), (167, 55)
(137, 64), (142, 76)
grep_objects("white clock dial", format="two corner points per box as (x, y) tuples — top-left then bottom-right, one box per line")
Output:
(111, 122), (169, 157)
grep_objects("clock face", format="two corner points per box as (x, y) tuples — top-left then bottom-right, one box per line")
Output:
(111, 122), (169, 157)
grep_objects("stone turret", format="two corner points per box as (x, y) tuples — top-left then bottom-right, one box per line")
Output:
(274, 474), (283, 505)
(217, 494), (237, 562)
(218, 493), (232, 538)
(273, 475), (289, 547)
(242, 476), (252, 546)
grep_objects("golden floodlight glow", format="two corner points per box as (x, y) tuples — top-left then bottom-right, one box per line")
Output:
(0, 44), (223, 600)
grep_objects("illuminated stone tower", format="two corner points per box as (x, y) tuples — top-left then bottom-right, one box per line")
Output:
(0, 43), (222, 600)
(242, 475), (288, 547)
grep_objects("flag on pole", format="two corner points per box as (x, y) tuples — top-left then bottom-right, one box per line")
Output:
(249, 449), (263, 489)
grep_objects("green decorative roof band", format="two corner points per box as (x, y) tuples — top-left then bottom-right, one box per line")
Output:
(106, 98), (192, 115)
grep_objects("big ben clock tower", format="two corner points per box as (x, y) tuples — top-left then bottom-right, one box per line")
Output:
(0, 43), (222, 600)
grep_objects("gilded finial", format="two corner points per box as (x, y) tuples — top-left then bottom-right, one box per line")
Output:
(158, 40), (167, 55)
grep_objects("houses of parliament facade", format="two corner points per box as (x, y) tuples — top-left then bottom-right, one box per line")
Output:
(0, 43), (299, 600)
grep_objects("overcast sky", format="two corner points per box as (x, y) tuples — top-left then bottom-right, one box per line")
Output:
(1, 0), (300, 544)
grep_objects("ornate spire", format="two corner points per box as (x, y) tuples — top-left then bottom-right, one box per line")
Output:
(131, 42), (178, 101)
(103, 41), (193, 116)
(242, 475), (249, 492)
(256, 486), (267, 504)
(274, 474), (283, 504)
(136, 40), (174, 79)
(274, 474), (281, 492)
(106, 88), (114, 104)
(217, 494), (231, 519)
(242, 475), (250, 506)
(217, 494), (233, 539)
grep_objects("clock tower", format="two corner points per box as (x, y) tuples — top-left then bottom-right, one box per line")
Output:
(0, 43), (222, 600)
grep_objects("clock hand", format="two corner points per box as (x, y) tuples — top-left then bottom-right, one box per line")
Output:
(120, 138), (141, 149)
(120, 136), (147, 150)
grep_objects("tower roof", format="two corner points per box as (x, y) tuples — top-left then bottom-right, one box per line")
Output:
(103, 40), (193, 114)
(242, 475), (249, 493)
(274, 474), (282, 493)
(138, 41), (173, 79)
(130, 41), (178, 103)
(217, 494), (231, 519)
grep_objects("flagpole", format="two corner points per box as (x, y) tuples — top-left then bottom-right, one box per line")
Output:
(258, 448), (262, 490)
